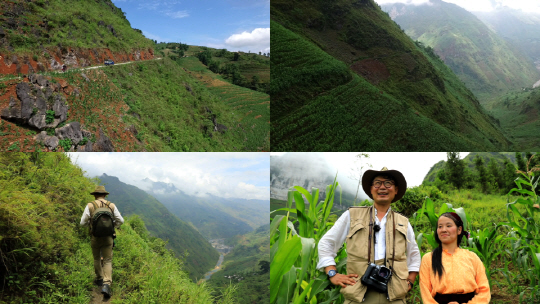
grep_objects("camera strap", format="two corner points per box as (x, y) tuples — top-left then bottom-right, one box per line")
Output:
(368, 206), (373, 264)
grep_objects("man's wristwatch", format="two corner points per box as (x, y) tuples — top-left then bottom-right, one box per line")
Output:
(407, 280), (413, 289)
(327, 269), (337, 278)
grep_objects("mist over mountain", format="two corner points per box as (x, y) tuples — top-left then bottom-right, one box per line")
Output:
(381, 1), (540, 102)
(474, 7), (540, 64)
(271, 153), (365, 206)
(144, 179), (269, 240)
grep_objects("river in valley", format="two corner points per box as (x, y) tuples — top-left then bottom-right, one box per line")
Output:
(202, 239), (233, 281)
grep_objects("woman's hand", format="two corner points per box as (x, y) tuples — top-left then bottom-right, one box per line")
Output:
(329, 273), (359, 288)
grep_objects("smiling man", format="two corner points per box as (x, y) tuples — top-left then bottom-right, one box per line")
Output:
(317, 167), (421, 304)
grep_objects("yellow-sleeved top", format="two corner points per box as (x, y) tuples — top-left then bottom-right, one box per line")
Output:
(420, 247), (490, 304)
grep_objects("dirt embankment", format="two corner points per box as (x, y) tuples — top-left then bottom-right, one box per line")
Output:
(0, 47), (154, 75)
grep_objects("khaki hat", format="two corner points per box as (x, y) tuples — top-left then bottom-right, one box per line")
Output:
(90, 185), (109, 195)
(362, 167), (407, 203)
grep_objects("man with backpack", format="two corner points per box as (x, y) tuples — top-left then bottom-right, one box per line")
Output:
(80, 185), (124, 298)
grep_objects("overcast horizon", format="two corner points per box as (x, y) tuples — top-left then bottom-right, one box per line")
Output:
(68, 152), (270, 201)
(374, 0), (540, 14)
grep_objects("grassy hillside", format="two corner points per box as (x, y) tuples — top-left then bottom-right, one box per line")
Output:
(0, 153), (233, 303)
(271, 0), (510, 151)
(0, 56), (265, 151)
(383, 1), (540, 102)
(209, 224), (270, 304)
(486, 87), (540, 150)
(178, 55), (270, 151)
(0, 0), (153, 55)
(98, 174), (219, 281)
(474, 8), (540, 63)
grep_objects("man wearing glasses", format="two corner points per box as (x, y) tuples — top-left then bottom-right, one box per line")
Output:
(317, 167), (421, 304)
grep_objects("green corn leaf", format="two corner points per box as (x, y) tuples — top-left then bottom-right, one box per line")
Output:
(276, 266), (297, 304)
(294, 186), (312, 206)
(307, 274), (330, 303)
(270, 235), (302, 303)
(295, 237), (315, 297)
(453, 207), (468, 231)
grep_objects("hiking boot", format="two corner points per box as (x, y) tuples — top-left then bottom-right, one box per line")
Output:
(101, 284), (111, 298)
(94, 279), (103, 286)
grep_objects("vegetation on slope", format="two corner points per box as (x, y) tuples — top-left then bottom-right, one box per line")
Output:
(383, 1), (540, 102)
(99, 174), (219, 281)
(0, 0), (153, 55)
(486, 87), (540, 150)
(271, 0), (510, 151)
(0, 152), (233, 303)
(209, 224), (270, 304)
(271, 152), (540, 303)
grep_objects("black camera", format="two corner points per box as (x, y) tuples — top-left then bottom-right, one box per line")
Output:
(361, 263), (392, 293)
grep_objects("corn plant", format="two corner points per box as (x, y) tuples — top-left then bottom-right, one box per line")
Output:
(499, 156), (540, 302)
(270, 177), (345, 304)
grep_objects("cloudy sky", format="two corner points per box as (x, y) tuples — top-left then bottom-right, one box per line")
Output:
(374, 0), (540, 13)
(68, 152), (270, 200)
(111, 0), (270, 53)
(271, 152), (469, 197)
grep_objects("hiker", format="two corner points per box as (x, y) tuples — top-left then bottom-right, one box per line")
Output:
(419, 213), (490, 304)
(317, 167), (421, 303)
(80, 185), (124, 298)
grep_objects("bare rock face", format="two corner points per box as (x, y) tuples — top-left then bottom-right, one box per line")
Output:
(0, 79), (69, 130)
(62, 50), (77, 66)
(55, 121), (83, 145)
(50, 58), (62, 70)
(35, 131), (59, 150)
(133, 50), (141, 61)
(94, 128), (114, 152)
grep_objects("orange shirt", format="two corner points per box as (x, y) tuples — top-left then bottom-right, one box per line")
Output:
(420, 247), (490, 304)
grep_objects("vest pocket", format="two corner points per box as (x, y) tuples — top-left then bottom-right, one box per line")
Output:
(340, 276), (367, 303)
(387, 260), (408, 300)
(346, 223), (368, 260)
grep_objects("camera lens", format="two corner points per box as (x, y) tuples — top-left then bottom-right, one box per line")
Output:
(379, 268), (390, 279)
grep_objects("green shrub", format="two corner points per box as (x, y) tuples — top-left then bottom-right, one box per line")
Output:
(45, 110), (55, 124)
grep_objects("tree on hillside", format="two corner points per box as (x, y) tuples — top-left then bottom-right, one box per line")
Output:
(487, 158), (503, 191)
(446, 152), (465, 189)
(474, 155), (490, 193)
(348, 153), (372, 205)
(233, 52), (240, 61)
(516, 152), (527, 172)
(503, 157), (517, 194)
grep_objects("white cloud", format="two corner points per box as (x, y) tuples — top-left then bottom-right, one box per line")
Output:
(225, 28), (270, 53)
(68, 152), (270, 200)
(164, 10), (189, 18)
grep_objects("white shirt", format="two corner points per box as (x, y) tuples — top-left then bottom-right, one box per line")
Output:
(317, 208), (421, 273)
(80, 200), (124, 228)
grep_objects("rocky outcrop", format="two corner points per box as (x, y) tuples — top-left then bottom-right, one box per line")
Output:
(94, 128), (114, 151)
(1, 74), (69, 130)
(55, 122), (84, 145)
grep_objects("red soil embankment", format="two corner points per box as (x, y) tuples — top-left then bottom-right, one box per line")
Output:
(0, 47), (154, 76)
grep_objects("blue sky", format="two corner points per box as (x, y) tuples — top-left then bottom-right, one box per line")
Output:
(111, 0), (270, 53)
(68, 152), (270, 200)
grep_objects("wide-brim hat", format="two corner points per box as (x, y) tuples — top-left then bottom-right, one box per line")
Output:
(90, 185), (109, 195)
(362, 167), (407, 203)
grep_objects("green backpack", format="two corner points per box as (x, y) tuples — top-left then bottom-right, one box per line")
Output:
(90, 200), (115, 237)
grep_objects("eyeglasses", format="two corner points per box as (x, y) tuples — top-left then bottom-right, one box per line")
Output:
(372, 180), (395, 188)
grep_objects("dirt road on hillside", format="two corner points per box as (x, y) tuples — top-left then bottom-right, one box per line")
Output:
(0, 58), (162, 81)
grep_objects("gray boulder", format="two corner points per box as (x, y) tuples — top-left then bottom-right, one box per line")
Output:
(0, 96), (21, 121)
(52, 93), (68, 122)
(55, 121), (83, 145)
(94, 128), (114, 152)
(28, 113), (46, 129)
(50, 58), (62, 70)
(44, 136), (59, 150)
(29, 73), (49, 87)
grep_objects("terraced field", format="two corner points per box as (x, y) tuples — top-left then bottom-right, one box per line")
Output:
(180, 57), (270, 151)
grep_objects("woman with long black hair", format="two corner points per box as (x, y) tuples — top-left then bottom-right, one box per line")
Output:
(419, 212), (490, 304)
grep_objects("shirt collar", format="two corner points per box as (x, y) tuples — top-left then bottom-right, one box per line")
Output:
(374, 206), (391, 222)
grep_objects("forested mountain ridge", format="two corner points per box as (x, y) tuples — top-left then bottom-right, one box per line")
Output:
(145, 180), (269, 239)
(382, 1), (540, 102)
(98, 174), (219, 281)
(271, 0), (511, 151)
(0, 153), (234, 303)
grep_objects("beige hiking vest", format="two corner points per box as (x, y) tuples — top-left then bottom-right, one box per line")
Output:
(340, 206), (410, 303)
